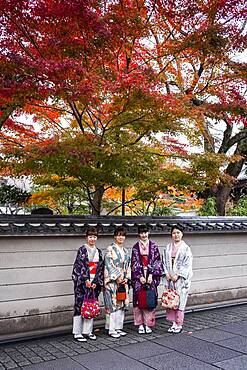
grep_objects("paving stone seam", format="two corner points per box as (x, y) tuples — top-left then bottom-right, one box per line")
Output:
(148, 336), (243, 368)
(0, 305), (247, 368)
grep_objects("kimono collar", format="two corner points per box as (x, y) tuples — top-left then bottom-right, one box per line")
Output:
(112, 242), (125, 261)
(171, 240), (186, 253)
(85, 244), (97, 261)
(139, 240), (149, 254)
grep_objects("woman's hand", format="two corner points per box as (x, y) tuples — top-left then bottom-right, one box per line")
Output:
(171, 274), (178, 282)
(91, 283), (96, 289)
(140, 276), (146, 284)
(166, 273), (172, 281)
(117, 276), (123, 284)
(85, 280), (91, 288)
(147, 274), (153, 284)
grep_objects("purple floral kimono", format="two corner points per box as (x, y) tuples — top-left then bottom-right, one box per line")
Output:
(131, 240), (164, 307)
(72, 245), (104, 316)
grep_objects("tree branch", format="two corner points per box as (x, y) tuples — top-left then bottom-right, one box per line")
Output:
(226, 129), (247, 152)
(218, 116), (233, 153)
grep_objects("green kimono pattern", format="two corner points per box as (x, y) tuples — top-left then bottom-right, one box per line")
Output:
(104, 242), (131, 313)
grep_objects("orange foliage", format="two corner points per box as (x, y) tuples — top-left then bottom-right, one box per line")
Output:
(28, 191), (57, 209)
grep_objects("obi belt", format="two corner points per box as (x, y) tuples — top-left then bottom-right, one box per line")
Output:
(89, 261), (98, 279)
(141, 255), (149, 267)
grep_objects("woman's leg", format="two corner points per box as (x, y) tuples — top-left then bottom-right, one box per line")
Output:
(175, 310), (184, 326)
(108, 310), (125, 337)
(115, 309), (125, 331)
(166, 309), (176, 322)
(133, 307), (144, 326)
(143, 309), (156, 327)
(108, 311), (117, 334)
(72, 315), (87, 341)
(72, 315), (83, 335)
(166, 309), (177, 332)
(115, 309), (127, 336)
(82, 318), (94, 335)
(105, 313), (110, 330)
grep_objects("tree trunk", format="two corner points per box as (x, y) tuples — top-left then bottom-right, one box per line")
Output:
(210, 134), (247, 215)
(91, 186), (105, 215)
(214, 185), (231, 216)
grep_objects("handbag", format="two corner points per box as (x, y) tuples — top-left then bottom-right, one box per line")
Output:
(137, 284), (157, 310)
(116, 284), (126, 301)
(81, 289), (100, 319)
(161, 282), (180, 310)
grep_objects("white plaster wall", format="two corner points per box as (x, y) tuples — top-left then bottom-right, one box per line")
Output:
(0, 232), (246, 341)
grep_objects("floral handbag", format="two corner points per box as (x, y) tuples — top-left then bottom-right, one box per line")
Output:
(81, 289), (100, 319)
(161, 282), (180, 310)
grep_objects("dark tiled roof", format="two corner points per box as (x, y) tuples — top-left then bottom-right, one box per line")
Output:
(0, 215), (247, 236)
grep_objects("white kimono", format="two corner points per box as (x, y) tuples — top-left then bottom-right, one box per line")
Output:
(163, 241), (193, 310)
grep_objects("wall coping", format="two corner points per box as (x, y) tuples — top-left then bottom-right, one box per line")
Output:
(0, 215), (247, 236)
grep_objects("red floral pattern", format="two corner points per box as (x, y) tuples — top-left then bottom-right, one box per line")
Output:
(81, 298), (100, 319)
(161, 289), (180, 310)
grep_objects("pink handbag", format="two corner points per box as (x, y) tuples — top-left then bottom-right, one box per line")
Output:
(81, 290), (100, 319)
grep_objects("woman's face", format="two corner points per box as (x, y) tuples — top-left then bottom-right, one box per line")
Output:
(86, 234), (97, 247)
(139, 231), (149, 242)
(171, 228), (183, 243)
(115, 233), (126, 245)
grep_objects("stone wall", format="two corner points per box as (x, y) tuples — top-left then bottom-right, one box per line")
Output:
(0, 215), (247, 342)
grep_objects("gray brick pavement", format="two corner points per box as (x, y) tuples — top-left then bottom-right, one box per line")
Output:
(0, 304), (247, 369)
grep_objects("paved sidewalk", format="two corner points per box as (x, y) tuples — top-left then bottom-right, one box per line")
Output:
(0, 304), (247, 370)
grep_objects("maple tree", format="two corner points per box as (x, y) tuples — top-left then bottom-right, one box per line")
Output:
(0, 0), (189, 214)
(0, 1), (246, 215)
(103, 186), (203, 216)
(3, 126), (181, 214)
(145, 0), (247, 215)
(27, 184), (89, 214)
(0, 181), (30, 214)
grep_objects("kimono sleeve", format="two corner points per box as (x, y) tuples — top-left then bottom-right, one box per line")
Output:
(71, 247), (90, 286)
(131, 244), (143, 281)
(125, 251), (131, 280)
(151, 244), (164, 277)
(92, 249), (104, 287)
(177, 246), (193, 280)
(162, 246), (170, 275)
(104, 246), (122, 281)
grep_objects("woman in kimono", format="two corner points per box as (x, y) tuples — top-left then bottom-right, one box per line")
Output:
(104, 226), (131, 338)
(72, 226), (104, 342)
(131, 224), (163, 334)
(163, 225), (193, 333)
